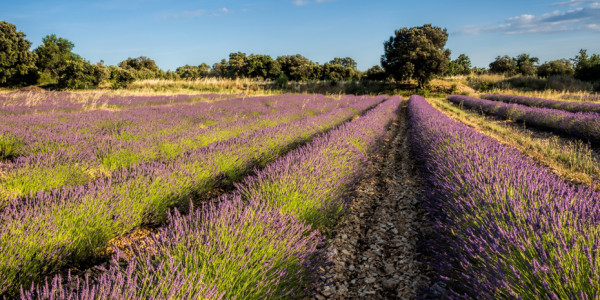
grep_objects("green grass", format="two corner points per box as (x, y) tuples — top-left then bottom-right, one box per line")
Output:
(0, 135), (22, 160)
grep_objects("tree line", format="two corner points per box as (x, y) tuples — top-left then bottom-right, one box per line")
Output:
(0, 21), (370, 90)
(486, 51), (600, 82)
(2, 20), (599, 90)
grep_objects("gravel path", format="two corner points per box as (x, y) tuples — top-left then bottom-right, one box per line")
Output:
(315, 103), (432, 299)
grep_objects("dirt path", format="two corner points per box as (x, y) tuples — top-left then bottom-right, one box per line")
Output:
(315, 103), (432, 299)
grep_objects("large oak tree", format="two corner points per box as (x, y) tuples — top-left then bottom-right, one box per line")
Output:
(381, 24), (450, 88)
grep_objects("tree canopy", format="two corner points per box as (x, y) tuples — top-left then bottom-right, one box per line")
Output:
(489, 55), (517, 75)
(0, 21), (38, 86)
(381, 24), (450, 87)
(34, 34), (79, 80)
(537, 59), (574, 78)
(447, 54), (472, 76)
(574, 49), (600, 82)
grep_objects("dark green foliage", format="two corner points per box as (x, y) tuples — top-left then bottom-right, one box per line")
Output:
(574, 49), (600, 82)
(0, 21), (38, 87)
(514, 53), (539, 76)
(274, 72), (289, 88)
(109, 66), (135, 89)
(276, 54), (321, 81)
(244, 54), (281, 80)
(364, 65), (387, 81)
(489, 55), (517, 75)
(226, 52), (247, 78)
(118, 56), (164, 79)
(322, 57), (361, 81)
(538, 59), (575, 78)
(34, 34), (78, 81)
(447, 54), (472, 76)
(57, 58), (97, 89)
(329, 57), (357, 69)
(92, 61), (110, 85)
(211, 59), (228, 78)
(381, 24), (451, 88)
(175, 63), (210, 80)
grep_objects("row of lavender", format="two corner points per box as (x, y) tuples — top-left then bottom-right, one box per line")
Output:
(0, 94), (367, 201)
(409, 95), (600, 298)
(0, 95), (386, 296)
(448, 95), (600, 144)
(481, 93), (600, 114)
(0, 92), (234, 114)
(22, 96), (402, 299)
(563, 94), (600, 101)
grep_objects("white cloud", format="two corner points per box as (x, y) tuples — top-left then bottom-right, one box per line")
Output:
(458, 2), (600, 35)
(551, 0), (598, 6)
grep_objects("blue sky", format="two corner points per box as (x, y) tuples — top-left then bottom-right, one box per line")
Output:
(2, 0), (599, 71)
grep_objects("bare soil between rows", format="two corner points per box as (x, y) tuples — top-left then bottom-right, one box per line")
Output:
(313, 103), (440, 299)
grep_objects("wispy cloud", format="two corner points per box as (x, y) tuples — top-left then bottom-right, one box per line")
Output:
(551, 0), (597, 6)
(291, 0), (335, 6)
(459, 1), (600, 35)
(162, 7), (232, 19)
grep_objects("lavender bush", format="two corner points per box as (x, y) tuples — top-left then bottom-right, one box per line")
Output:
(0, 94), (386, 296)
(21, 96), (401, 299)
(448, 94), (600, 144)
(482, 93), (600, 114)
(409, 95), (600, 298)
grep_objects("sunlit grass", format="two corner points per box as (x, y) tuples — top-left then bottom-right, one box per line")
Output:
(430, 97), (600, 189)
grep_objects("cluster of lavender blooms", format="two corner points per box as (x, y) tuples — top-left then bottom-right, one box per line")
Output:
(0, 94), (386, 296)
(0, 92), (235, 114)
(409, 95), (600, 298)
(562, 94), (600, 101)
(448, 95), (600, 144)
(481, 93), (600, 114)
(22, 96), (401, 299)
(0, 94), (364, 200)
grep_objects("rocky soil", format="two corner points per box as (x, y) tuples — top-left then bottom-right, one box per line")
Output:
(314, 103), (434, 299)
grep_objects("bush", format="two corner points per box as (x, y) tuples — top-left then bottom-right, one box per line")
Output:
(538, 59), (575, 78)
(274, 73), (289, 88)
(546, 75), (592, 92)
(109, 67), (136, 89)
(57, 59), (97, 89)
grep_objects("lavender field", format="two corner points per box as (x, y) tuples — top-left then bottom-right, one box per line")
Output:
(2, 90), (600, 299)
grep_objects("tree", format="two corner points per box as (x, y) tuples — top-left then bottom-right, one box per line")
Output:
(176, 63), (210, 80)
(447, 54), (471, 76)
(381, 24), (450, 87)
(537, 59), (574, 77)
(109, 66), (135, 89)
(514, 53), (539, 76)
(323, 57), (360, 81)
(34, 34), (78, 80)
(57, 59), (96, 89)
(211, 59), (228, 78)
(365, 65), (387, 81)
(118, 56), (163, 79)
(329, 57), (357, 69)
(245, 54), (281, 79)
(573, 49), (600, 82)
(489, 55), (517, 75)
(0, 21), (38, 86)
(226, 52), (248, 78)
(276, 54), (320, 81)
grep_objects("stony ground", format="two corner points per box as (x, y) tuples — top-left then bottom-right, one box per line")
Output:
(314, 104), (434, 299)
